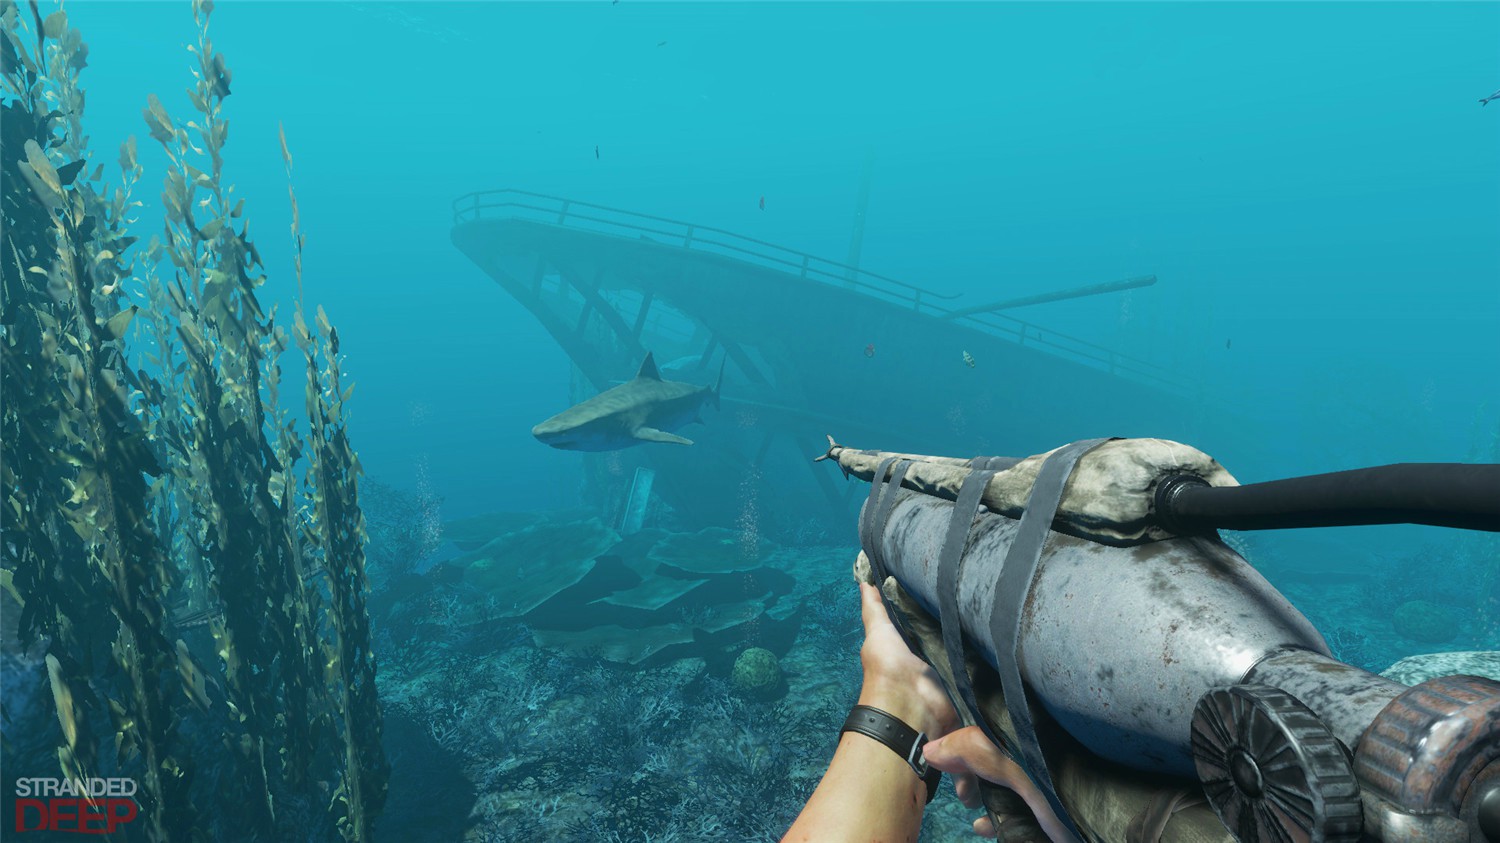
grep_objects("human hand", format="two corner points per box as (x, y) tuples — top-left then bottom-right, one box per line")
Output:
(855, 581), (959, 742)
(922, 727), (1069, 841)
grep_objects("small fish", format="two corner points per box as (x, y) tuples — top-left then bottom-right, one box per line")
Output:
(1482, 88), (1500, 107)
(864, 343), (875, 358)
(1226, 338), (1232, 350)
(758, 195), (765, 211)
(657, 41), (667, 47)
(962, 350), (976, 368)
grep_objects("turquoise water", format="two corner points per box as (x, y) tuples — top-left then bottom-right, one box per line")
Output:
(79, 1), (1500, 514)
(11, 2), (1500, 840)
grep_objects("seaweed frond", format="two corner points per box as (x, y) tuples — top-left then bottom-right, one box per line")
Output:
(5, 3), (388, 839)
(284, 122), (390, 841)
(2, 2), (196, 837)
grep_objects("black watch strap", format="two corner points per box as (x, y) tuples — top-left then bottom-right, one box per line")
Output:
(841, 704), (943, 804)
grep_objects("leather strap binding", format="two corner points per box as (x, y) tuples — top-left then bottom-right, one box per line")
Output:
(987, 437), (1113, 843)
(842, 704), (943, 804)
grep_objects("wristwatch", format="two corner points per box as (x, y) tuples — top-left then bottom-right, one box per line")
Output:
(841, 704), (943, 804)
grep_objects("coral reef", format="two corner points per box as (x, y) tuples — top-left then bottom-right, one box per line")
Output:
(456, 517), (620, 602)
(373, 537), (982, 842)
(1381, 650), (1500, 685)
(1356, 540), (1492, 617)
(362, 478), (445, 588)
(1392, 599), (1461, 645)
(414, 519), (808, 666)
(442, 507), (597, 551)
(374, 509), (969, 837)
(646, 526), (770, 574)
(1320, 626), (1373, 673)
(1267, 531), (1496, 674)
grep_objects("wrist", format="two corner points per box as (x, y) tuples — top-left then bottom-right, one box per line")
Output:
(857, 679), (942, 739)
(841, 703), (944, 807)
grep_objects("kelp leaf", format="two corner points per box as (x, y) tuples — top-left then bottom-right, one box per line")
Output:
(184, 163), (212, 188)
(56, 159), (85, 186)
(207, 53), (231, 98)
(119, 136), (138, 173)
(23, 140), (62, 191)
(277, 122), (293, 169)
(175, 640), (212, 710)
(4, 25), (36, 75)
(44, 655), (79, 748)
(66, 39), (87, 72)
(102, 306), (139, 341)
(41, 9), (65, 39)
(143, 93), (174, 143)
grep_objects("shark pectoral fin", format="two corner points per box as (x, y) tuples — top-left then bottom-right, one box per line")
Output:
(634, 426), (693, 446)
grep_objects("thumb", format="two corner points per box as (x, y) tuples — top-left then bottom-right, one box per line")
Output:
(920, 728), (978, 775)
(926, 728), (1074, 843)
(858, 582), (886, 631)
(922, 727), (1026, 788)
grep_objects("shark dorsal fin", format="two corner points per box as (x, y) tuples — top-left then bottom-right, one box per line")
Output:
(635, 352), (661, 381)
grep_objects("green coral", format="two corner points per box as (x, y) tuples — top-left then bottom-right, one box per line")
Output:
(1392, 600), (1461, 644)
(731, 647), (782, 697)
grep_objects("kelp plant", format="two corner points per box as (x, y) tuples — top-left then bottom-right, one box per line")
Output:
(1, 1), (196, 839)
(1, 1), (388, 840)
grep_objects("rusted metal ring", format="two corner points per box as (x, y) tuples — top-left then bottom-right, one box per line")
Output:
(1354, 674), (1500, 837)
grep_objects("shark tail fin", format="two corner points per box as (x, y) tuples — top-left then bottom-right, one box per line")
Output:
(712, 357), (726, 410)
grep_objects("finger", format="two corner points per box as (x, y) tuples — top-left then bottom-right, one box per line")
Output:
(858, 582), (888, 635)
(933, 686), (962, 734)
(858, 582), (876, 626)
(955, 772), (982, 809)
(921, 730), (976, 776)
(924, 728), (1028, 790)
(973, 815), (997, 839)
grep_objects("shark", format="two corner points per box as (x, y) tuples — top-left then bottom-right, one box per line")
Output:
(531, 352), (723, 451)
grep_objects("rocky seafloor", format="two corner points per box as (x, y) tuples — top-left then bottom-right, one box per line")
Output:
(368, 516), (1499, 842)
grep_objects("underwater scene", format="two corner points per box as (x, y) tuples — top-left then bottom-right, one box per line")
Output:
(2, 2), (1498, 842)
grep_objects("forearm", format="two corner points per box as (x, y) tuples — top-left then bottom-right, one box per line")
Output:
(782, 682), (938, 843)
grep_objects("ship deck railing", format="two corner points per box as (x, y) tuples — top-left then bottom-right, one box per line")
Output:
(454, 189), (1196, 396)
